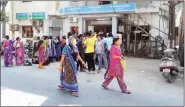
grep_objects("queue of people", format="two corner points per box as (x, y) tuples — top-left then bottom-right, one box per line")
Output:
(32, 36), (67, 68)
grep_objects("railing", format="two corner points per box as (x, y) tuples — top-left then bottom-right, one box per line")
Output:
(118, 13), (167, 58)
(119, 13), (167, 48)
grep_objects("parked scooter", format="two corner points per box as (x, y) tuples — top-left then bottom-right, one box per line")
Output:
(159, 47), (180, 83)
(24, 39), (33, 58)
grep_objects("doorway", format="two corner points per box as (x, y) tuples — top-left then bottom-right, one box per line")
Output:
(70, 26), (78, 37)
(94, 25), (112, 33)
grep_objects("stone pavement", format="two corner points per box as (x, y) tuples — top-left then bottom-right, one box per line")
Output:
(1, 57), (184, 106)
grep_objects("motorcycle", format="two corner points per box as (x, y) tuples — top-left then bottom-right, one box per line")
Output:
(24, 39), (33, 58)
(159, 47), (180, 83)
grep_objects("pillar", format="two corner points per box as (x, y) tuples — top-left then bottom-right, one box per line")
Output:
(112, 16), (117, 36)
(62, 18), (70, 36)
(78, 17), (83, 34)
(113, 1), (117, 4)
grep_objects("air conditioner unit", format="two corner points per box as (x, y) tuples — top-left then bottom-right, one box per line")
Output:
(32, 20), (39, 27)
(9, 24), (19, 31)
(69, 17), (78, 23)
(39, 20), (43, 27)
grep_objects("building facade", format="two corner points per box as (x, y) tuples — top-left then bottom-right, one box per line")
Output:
(6, 1), (170, 45)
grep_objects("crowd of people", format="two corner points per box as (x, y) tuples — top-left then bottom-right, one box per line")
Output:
(2, 36), (24, 67)
(1, 30), (131, 97)
(57, 31), (131, 97)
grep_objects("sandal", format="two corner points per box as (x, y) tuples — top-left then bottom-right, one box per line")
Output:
(122, 90), (131, 94)
(58, 84), (65, 90)
(102, 85), (109, 90)
(72, 92), (79, 97)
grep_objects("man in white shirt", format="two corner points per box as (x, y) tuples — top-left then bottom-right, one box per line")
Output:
(117, 31), (123, 44)
(103, 33), (113, 62)
(117, 31), (125, 54)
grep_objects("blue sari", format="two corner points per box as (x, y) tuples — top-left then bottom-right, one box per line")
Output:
(60, 45), (78, 92)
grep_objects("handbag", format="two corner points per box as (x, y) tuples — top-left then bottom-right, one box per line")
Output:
(120, 57), (127, 72)
(16, 43), (20, 48)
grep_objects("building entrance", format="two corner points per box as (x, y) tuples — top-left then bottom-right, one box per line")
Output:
(70, 26), (78, 37)
(85, 17), (112, 34)
(94, 25), (112, 33)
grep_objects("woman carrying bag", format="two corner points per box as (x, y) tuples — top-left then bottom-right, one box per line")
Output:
(102, 37), (131, 94)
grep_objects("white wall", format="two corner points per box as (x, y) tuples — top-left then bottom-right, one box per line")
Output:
(86, 1), (99, 6)
(62, 18), (70, 36)
(8, 1), (56, 41)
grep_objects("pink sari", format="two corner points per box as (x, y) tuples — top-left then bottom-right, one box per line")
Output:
(15, 41), (24, 65)
(107, 45), (124, 77)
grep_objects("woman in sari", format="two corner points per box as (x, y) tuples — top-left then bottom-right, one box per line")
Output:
(3, 35), (13, 67)
(14, 37), (24, 66)
(54, 36), (61, 62)
(38, 40), (45, 68)
(58, 36), (86, 97)
(102, 37), (131, 94)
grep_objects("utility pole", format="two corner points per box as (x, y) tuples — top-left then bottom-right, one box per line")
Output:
(1, 1), (8, 39)
(168, 1), (176, 48)
(168, 1), (183, 48)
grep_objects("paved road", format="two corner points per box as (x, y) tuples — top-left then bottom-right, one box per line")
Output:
(1, 57), (184, 106)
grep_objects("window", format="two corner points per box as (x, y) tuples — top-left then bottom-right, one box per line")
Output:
(99, 1), (111, 5)
(22, 26), (33, 38)
(22, 1), (32, 3)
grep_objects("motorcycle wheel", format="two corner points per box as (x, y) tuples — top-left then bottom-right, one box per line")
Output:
(167, 72), (175, 83)
(162, 73), (168, 79)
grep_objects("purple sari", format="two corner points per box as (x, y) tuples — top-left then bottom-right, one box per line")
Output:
(15, 41), (24, 66)
(3, 40), (13, 67)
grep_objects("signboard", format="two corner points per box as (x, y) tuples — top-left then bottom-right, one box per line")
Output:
(16, 12), (45, 20)
(60, 3), (136, 15)
(32, 12), (45, 20)
(16, 13), (28, 20)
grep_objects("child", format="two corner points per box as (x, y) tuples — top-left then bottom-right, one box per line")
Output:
(95, 35), (104, 72)
(38, 40), (45, 69)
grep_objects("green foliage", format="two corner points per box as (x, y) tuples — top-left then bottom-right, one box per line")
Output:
(0, 11), (9, 22)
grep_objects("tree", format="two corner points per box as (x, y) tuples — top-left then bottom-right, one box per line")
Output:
(0, 1), (9, 22)
(0, 11), (9, 22)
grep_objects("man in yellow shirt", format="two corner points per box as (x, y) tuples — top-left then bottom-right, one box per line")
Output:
(84, 32), (97, 74)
